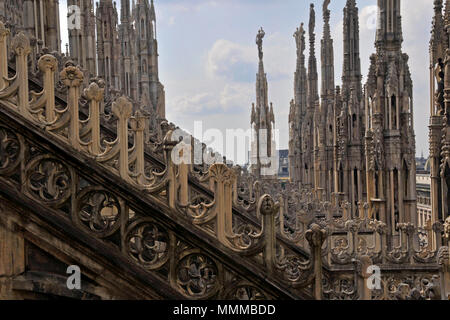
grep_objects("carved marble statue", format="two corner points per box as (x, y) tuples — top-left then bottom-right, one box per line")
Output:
(256, 27), (265, 60)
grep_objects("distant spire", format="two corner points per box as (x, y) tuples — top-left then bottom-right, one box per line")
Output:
(251, 103), (256, 124)
(342, 0), (362, 100)
(251, 26), (275, 178)
(375, 0), (403, 51)
(150, 0), (156, 20)
(121, 0), (131, 21)
(308, 3), (319, 108)
(430, 0), (445, 66)
(309, 3), (316, 60)
(255, 27), (268, 112)
(323, 0), (331, 40)
(321, 0), (334, 98)
(294, 23), (307, 117)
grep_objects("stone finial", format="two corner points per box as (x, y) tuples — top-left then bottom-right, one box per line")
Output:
(60, 64), (84, 87)
(305, 223), (327, 248)
(209, 163), (235, 184)
(258, 194), (278, 216)
(0, 20), (10, 38)
(112, 96), (133, 119)
(11, 32), (31, 56)
(83, 81), (105, 102)
(130, 110), (147, 132)
(37, 54), (58, 73)
(90, 77), (106, 89)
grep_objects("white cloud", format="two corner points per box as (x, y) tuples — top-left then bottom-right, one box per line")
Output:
(206, 33), (295, 82)
(170, 92), (216, 114)
(168, 83), (252, 115)
(219, 83), (253, 110)
(206, 39), (254, 80)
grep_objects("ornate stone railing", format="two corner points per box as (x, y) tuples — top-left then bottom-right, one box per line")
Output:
(0, 27), (330, 300)
(0, 26), (448, 300)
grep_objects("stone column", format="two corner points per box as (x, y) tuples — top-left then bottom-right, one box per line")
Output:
(353, 255), (373, 300)
(0, 204), (25, 300)
(306, 224), (327, 300)
(0, 210), (25, 277)
(439, 217), (450, 300)
(12, 33), (31, 117)
(83, 81), (105, 155)
(112, 97), (133, 181)
(258, 194), (278, 274)
(60, 62), (84, 150)
(398, 169), (404, 223)
(37, 54), (58, 123)
(0, 21), (9, 91)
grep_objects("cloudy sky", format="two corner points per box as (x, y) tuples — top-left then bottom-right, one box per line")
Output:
(60, 0), (433, 163)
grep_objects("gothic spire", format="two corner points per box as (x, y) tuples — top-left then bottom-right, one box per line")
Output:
(294, 23), (307, 117)
(97, 0), (119, 92)
(375, 0), (403, 52)
(251, 27), (276, 178)
(308, 3), (319, 108)
(121, 0), (131, 22)
(342, 0), (362, 100)
(321, 0), (335, 99)
(255, 27), (269, 114)
(430, 0), (445, 65)
(150, 0), (156, 21)
(323, 0), (331, 40)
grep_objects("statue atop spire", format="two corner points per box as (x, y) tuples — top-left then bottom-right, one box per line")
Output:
(251, 27), (276, 179)
(256, 27), (265, 61)
(294, 23), (305, 54)
(321, 0), (334, 98)
(323, 0), (331, 39)
(293, 21), (307, 121)
(323, 0), (331, 18)
(307, 3), (318, 106)
(309, 4), (316, 39)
